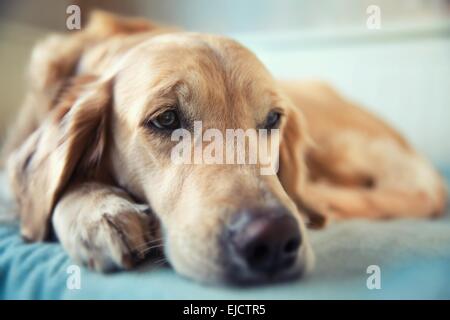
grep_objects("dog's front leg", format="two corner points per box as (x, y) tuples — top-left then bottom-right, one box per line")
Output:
(52, 182), (160, 272)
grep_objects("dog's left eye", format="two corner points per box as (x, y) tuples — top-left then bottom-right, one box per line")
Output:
(149, 110), (181, 130)
(264, 111), (281, 129)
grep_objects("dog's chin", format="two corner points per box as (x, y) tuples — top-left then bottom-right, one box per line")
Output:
(223, 244), (314, 287)
(164, 243), (315, 287)
(162, 244), (225, 285)
(223, 263), (305, 287)
(169, 260), (304, 287)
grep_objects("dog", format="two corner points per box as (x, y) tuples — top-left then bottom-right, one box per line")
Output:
(2, 11), (447, 285)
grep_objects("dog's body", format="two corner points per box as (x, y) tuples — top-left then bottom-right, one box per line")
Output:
(2, 12), (447, 284)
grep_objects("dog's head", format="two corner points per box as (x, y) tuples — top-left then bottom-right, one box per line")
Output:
(8, 13), (323, 284)
(106, 33), (316, 283)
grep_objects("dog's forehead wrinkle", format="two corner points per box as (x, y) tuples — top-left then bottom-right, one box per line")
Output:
(115, 34), (278, 131)
(166, 36), (267, 103)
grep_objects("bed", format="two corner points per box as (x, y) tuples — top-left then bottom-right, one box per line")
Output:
(1, 22), (450, 300)
(1, 168), (449, 299)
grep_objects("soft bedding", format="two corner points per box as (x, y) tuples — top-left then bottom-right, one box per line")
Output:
(1, 169), (449, 299)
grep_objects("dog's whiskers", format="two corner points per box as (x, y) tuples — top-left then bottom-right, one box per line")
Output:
(150, 257), (168, 269)
(139, 243), (164, 254)
(134, 238), (163, 250)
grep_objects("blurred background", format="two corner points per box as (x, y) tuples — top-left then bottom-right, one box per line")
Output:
(0, 0), (449, 165)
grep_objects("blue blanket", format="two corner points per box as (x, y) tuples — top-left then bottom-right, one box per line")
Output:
(1, 169), (449, 299)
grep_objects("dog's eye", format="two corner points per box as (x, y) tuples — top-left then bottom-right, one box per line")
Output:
(264, 111), (281, 129)
(150, 110), (180, 130)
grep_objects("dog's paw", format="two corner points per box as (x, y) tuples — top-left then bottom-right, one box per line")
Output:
(57, 204), (161, 272)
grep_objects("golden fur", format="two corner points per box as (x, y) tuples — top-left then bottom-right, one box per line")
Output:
(2, 11), (447, 283)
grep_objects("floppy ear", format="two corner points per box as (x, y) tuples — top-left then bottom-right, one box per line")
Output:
(278, 102), (328, 228)
(7, 76), (111, 241)
(1, 10), (158, 164)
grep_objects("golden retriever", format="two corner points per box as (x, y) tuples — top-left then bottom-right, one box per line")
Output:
(1, 11), (447, 284)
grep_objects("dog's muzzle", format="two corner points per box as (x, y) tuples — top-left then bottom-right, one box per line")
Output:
(222, 206), (303, 284)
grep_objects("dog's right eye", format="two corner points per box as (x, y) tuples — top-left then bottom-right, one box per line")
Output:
(148, 110), (181, 130)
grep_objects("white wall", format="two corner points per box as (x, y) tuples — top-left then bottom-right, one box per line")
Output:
(0, 1), (449, 165)
(232, 23), (450, 166)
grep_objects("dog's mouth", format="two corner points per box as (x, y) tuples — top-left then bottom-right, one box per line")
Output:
(223, 263), (304, 287)
(134, 203), (306, 285)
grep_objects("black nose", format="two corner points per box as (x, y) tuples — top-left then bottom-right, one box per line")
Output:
(224, 207), (302, 279)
